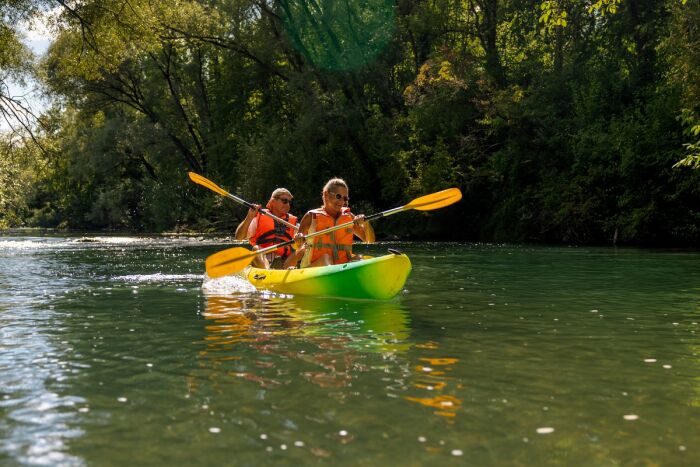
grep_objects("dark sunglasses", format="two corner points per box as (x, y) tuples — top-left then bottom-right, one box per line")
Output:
(329, 192), (349, 202)
(275, 197), (292, 204)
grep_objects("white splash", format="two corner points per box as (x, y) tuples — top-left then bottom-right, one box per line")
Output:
(202, 274), (256, 294)
(116, 273), (203, 283)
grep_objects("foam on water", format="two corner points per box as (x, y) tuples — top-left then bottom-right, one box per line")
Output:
(0, 235), (236, 251)
(202, 273), (257, 294)
(115, 273), (204, 283)
(0, 239), (59, 250)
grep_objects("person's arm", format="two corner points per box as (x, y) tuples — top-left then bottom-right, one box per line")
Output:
(234, 205), (260, 241)
(283, 243), (307, 269)
(285, 213), (312, 269)
(297, 213), (312, 237)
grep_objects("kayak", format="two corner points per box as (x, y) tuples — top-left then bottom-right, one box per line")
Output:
(245, 252), (412, 300)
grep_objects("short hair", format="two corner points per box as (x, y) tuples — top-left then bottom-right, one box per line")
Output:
(270, 188), (293, 200)
(266, 188), (293, 209)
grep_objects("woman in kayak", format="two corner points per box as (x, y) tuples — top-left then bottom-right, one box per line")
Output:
(290, 178), (374, 268)
(235, 187), (299, 269)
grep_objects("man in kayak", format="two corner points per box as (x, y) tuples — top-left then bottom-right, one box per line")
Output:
(235, 188), (300, 269)
(290, 178), (374, 268)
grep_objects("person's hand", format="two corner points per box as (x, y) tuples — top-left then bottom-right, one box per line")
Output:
(353, 214), (366, 227)
(293, 232), (306, 250)
(246, 204), (261, 219)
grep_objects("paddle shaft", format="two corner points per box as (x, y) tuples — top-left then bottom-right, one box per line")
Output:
(189, 172), (297, 230)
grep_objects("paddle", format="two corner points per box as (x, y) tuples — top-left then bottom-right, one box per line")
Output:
(188, 172), (298, 230)
(205, 187), (462, 278)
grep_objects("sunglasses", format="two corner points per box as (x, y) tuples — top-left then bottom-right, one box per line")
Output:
(328, 192), (350, 202)
(275, 197), (292, 204)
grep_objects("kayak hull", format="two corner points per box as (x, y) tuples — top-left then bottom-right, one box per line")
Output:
(245, 253), (412, 300)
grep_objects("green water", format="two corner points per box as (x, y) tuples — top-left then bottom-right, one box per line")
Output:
(1, 236), (699, 465)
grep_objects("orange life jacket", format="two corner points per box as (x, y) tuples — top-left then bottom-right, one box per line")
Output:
(301, 207), (354, 267)
(249, 210), (298, 258)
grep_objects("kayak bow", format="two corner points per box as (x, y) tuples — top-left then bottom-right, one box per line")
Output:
(245, 253), (412, 300)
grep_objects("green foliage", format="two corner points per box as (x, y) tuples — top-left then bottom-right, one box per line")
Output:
(673, 110), (700, 169)
(0, 135), (40, 227)
(1, 0), (698, 246)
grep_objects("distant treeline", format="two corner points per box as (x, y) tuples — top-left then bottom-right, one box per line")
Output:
(1, 0), (699, 245)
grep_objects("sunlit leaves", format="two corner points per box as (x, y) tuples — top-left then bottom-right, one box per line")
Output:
(587, 0), (621, 15)
(539, 1), (567, 30)
(674, 110), (700, 169)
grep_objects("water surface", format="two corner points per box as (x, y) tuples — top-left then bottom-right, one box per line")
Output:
(1, 235), (699, 465)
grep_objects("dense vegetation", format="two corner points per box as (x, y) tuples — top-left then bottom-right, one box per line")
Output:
(1, 0), (699, 245)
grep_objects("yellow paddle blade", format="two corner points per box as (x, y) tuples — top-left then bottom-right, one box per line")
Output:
(188, 172), (230, 197)
(205, 247), (256, 278)
(406, 188), (462, 211)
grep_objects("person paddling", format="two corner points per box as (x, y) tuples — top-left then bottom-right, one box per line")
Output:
(290, 178), (375, 268)
(235, 188), (299, 269)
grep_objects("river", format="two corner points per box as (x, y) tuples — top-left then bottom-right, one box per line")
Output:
(1, 235), (699, 465)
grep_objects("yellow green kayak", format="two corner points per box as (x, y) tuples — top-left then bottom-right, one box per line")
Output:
(245, 253), (412, 300)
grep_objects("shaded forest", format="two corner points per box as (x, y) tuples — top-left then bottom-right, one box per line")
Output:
(1, 0), (699, 245)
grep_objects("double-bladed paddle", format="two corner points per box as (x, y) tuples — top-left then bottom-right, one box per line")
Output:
(205, 187), (462, 278)
(188, 172), (298, 230)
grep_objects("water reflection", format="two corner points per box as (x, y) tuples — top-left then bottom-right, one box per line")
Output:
(404, 342), (462, 420)
(199, 292), (468, 421)
(199, 294), (413, 390)
(203, 293), (412, 349)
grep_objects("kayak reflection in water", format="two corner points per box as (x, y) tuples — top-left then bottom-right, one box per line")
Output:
(290, 178), (375, 268)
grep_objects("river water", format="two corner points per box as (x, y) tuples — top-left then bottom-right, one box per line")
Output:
(1, 235), (699, 465)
